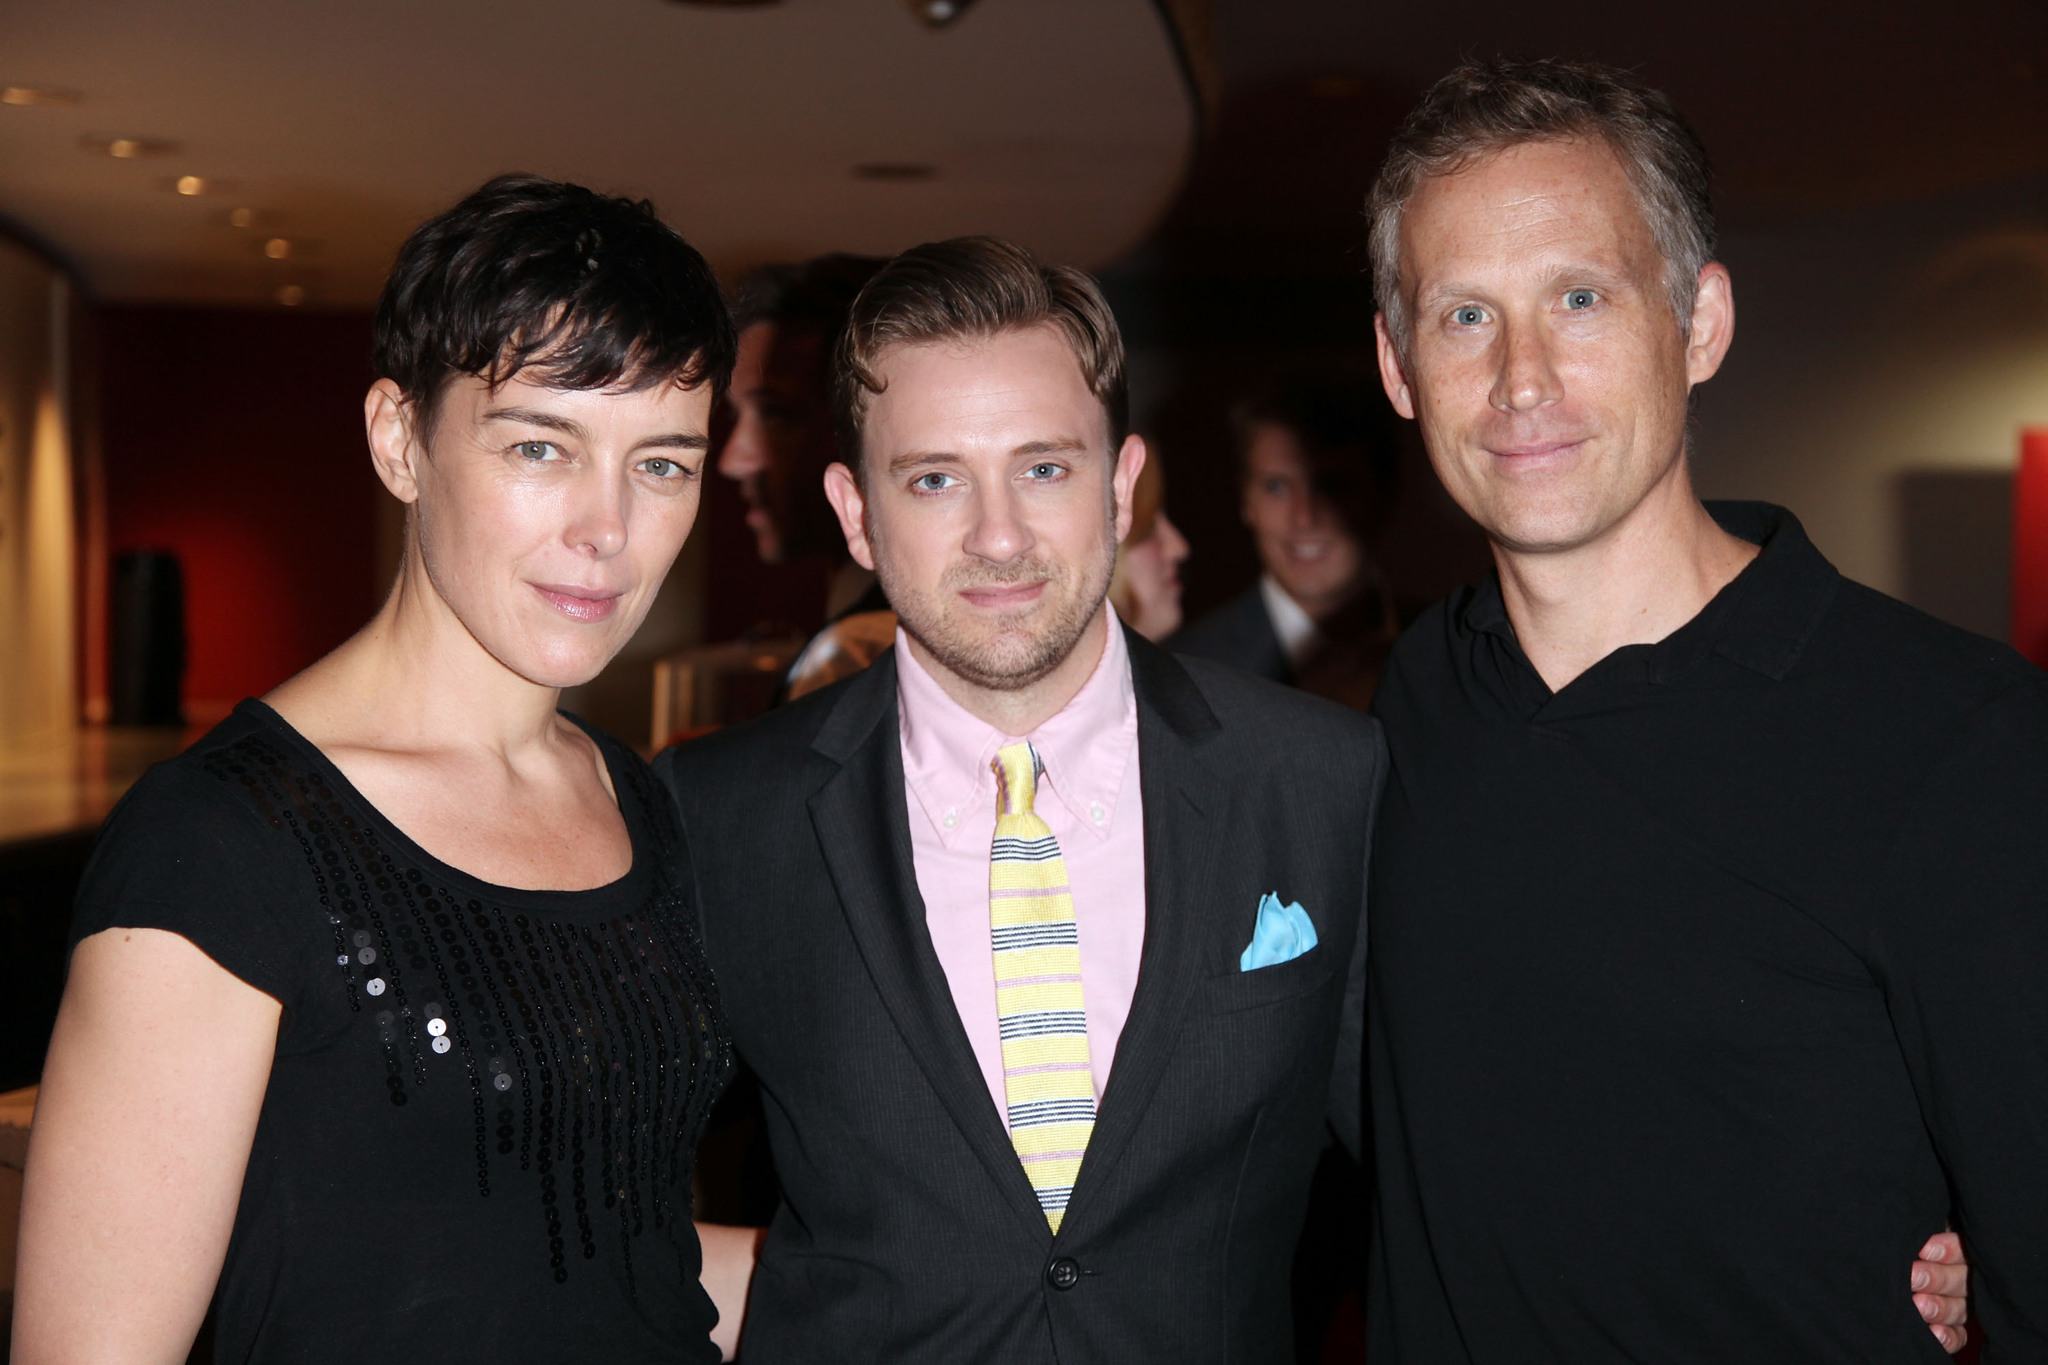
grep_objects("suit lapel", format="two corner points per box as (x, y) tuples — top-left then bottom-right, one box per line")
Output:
(1063, 630), (1228, 1227)
(805, 654), (1054, 1246)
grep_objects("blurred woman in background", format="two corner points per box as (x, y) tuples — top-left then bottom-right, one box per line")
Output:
(1107, 439), (1191, 641)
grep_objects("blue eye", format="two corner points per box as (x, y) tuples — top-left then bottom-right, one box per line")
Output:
(912, 472), (953, 492)
(1564, 289), (1598, 310)
(1453, 306), (1487, 326)
(1026, 463), (1062, 480)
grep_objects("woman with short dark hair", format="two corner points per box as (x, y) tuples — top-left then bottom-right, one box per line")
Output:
(13, 176), (738, 1364)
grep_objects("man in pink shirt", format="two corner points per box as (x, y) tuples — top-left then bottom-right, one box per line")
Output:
(661, 238), (1383, 1363)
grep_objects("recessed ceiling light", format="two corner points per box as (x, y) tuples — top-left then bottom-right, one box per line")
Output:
(853, 162), (937, 181)
(264, 237), (290, 260)
(904, 0), (977, 26)
(229, 207), (255, 228)
(82, 133), (179, 159)
(2, 86), (82, 106)
(175, 175), (206, 196)
(277, 285), (306, 307)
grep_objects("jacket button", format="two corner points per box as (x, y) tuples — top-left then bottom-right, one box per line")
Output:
(1046, 1256), (1081, 1291)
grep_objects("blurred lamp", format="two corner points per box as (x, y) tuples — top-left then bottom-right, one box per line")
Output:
(82, 133), (178, 158)
(3, 86), (81, 106)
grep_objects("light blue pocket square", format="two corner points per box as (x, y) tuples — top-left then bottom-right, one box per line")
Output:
(1239, 892), (1318, 971)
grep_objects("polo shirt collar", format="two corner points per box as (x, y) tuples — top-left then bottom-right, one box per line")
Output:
(1458, 501), (1841, 690)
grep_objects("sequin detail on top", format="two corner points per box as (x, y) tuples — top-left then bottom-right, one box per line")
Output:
(201, 729), (731, 1292)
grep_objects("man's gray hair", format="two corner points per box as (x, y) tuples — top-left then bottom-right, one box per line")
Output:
(1367, 59), (1717, 354)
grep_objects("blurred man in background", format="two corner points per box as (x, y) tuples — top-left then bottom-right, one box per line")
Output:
(1169, 373), (1411, 712)
(721, 254), (897, 699)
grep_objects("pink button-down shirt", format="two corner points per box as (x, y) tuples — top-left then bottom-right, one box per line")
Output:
(896, 613), (1147, 1130)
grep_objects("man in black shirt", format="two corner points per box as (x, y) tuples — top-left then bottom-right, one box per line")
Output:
(1363, 62), (2042, 1359)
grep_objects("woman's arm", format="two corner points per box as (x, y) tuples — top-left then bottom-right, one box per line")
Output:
(696, 1222), (767, 1362)
(12, 927), (280, 1365)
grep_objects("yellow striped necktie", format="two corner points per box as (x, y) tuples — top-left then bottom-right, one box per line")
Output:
(990, 741), (1095, 1234)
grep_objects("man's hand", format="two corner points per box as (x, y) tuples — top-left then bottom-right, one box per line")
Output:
(1912, 1231), (1969, 1355)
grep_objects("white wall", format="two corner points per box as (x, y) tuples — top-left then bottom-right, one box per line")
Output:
(0, 239), (75, 748)
(1694, 172), (2048, 642)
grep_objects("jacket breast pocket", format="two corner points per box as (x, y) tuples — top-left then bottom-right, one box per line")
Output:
(1200, 945), (1334, 1014)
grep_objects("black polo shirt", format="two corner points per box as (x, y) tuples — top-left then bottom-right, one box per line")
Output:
(1366, 502), (2048, 1362)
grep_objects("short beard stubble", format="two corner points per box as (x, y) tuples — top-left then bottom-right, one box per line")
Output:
(873, 517), (1117, 695)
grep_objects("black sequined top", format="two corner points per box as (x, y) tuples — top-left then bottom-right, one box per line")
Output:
(69, 700), (731, 1364)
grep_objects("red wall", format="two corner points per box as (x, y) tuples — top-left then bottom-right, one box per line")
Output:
(95, 305), (875, 719)
(98, 307), (381, 714)
(2015, 428), (2048, 669)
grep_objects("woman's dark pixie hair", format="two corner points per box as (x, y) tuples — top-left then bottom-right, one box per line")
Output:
(372, 174), (737, 439)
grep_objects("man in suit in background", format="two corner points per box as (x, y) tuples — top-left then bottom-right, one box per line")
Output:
(662, 237), (1382, 1363)
(720, 254), (898, 699)
(1169, 372), (1410, 712)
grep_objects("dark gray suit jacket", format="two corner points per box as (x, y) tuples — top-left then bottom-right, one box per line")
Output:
(656, 628), (1383, 1364)
(1167, 586), (1292, 687)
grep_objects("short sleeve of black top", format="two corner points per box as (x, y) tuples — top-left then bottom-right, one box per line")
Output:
(69, 700), (732, 1365)
(1365, 503), (2048, 1363)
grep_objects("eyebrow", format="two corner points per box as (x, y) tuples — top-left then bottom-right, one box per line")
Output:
(484, 406), (589, 439)
(637, 431), (711, 452)
(1013, 437), (1090, 457)
(885, 450), (962, 474)
(1417, 264), (1637, 311)
(883, 436), (1093, 475)
(483, 406), (708, 452)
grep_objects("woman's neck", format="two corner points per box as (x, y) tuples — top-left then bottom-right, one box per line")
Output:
(266, 554), (566, 762)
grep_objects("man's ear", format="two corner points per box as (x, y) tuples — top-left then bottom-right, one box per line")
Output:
(1374, 313), (1417, 420)
(1685, 262), (1736, 387)
(1110, 433), (1148, 545)
(821, 462), (876, 571)
(365, 379), (423, 504)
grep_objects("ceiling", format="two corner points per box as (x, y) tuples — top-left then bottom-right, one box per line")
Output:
(0, 0), (1196, 306)
(7, 1), (2042, 309)
(1152, 0), (2048, 274)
